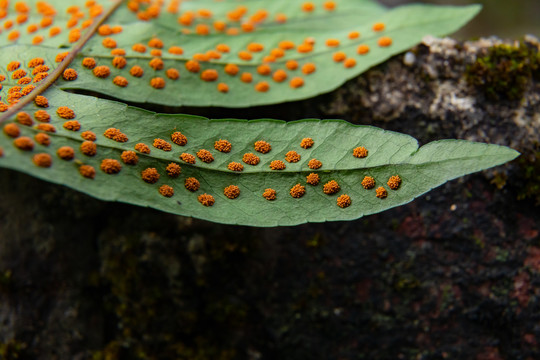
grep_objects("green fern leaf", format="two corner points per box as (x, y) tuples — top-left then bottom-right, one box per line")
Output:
(0, 0), (518, 227)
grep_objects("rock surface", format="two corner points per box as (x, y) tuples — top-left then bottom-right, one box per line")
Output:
(1, 37), (539, 360)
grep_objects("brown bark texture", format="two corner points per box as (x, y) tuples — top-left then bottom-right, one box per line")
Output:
(1, 36), (539, 360)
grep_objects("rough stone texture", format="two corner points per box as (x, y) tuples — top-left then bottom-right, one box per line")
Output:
(1, 37), (539, 360)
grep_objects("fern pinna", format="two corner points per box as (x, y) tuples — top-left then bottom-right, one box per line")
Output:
(0, 0), (518, 226)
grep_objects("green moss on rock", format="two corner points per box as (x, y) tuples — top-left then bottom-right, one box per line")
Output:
(466, 42), (539, 100)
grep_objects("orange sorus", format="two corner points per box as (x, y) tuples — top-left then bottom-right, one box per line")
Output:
(378, 37), (392, 47)
(348, 31), (360, 39)
(263, 188), (276, 201)
(113, 76), (128, 87)
(323, 180), (340, 195)
(353, 146), (368, 158)
(34, 133), (51, 146)
(279, 40), (295, 50)
(13, 136), (34, 151)
(387, 175), (402, 190)
(80, 141), (97, 156)
(286, 60), (298, 70)
(166, 69), (180, 80)
(224, 185), (240, 199)
(81, 131), (96, 141)
(34, 95), (49, 107)
(240, 72), (252, 83)
(63, 120), (81, 131)
(184, 177), (200, 191)
(112, 56), (127, 69)
(297, 43), (313, 53)
(195, 23), (210, 35)
(111, 48), (126, 56)
(214, 44), (230, 54)
(149, 57), (163, 70)
(197, 149), (214, 163)
(185, 60), (200, 73)
(238, 51), (253, 61)
(130, 65), (144, 77)
(27, 58), (44, 68)
(7, 30), (20, 41)
(228, 162), (243, 172)
(49, 26), (61, 36)
(93, 65), (111, 78)
(180, 153), (195, 164)
(213, 20), (226, 32)
(302, 63), (316, 74)
(255, 81), (270, 92)
(68, 28), (81, 43)
(150, 77), (165, 89)
(57, 146), (75, 160)
(214, 139), (232, 153)
(82, 57), (96, 69)
(97, 24), (112, 35)
(372, 22), (385, 32)
(361, 176), (375, 189)
(290, 77), (304, 88)
(104, 128), (128, 142)
(100, 159), (122, 174)
(132, 43), (147, 53)
(34, 110), (50, 122)
(201, 69), (219, 82)
(300, 138), (314, 148)
(324, 1), (336, 10)
(257, 64), (271, 76)
(254, 140), (271, 153)
(247, 43), (264, 52)
(33, 153), (52, 167)
(12, 69), (27, 79)
(198, 193), (215, 206)
(376, 186), (387, 199)
(150, 49), (162, 57)
(135, 143), (150, 154)
(344, 58), (356, 68)
(121, 151), (139, 165)
(285, 150), (301, 163)
(6, 61), (21, 71)
(290, 184), (306, 198)
(62, 68), (78, 81)
(302, 2), (315, 12)
(272, 69), (287, 83)
(242, 153), (260, 165)
(171, 131), (187, 146)
(269, 160), (285, 170)
(333, 51), (346, 62)
(166, 163), (181, 177)
(326, 39), (340, 47)
(159, 185), (174, 197)
(141, 167), (160, 184)
(36, 123), (56, 132)
(308, 159), (322, 169)
(102, 37), (117, 48)
(306, 173), (320, 185)
(337, 194), (351, 208)
(153, 138), (172, 151)
(79, 165), (96, 179)
(275, 13), (287, 23)
(16, 112), (33, 126)
(56, 106), (75, 119)
(241, 22), (255, 32)
(18, 77), (31, 85)
(357, 44), (370, 55)
(225, 64), (239, 76)
(33, 72), (49, 83)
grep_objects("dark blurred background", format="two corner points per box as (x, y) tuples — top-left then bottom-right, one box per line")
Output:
(380, 0), (540, 39)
